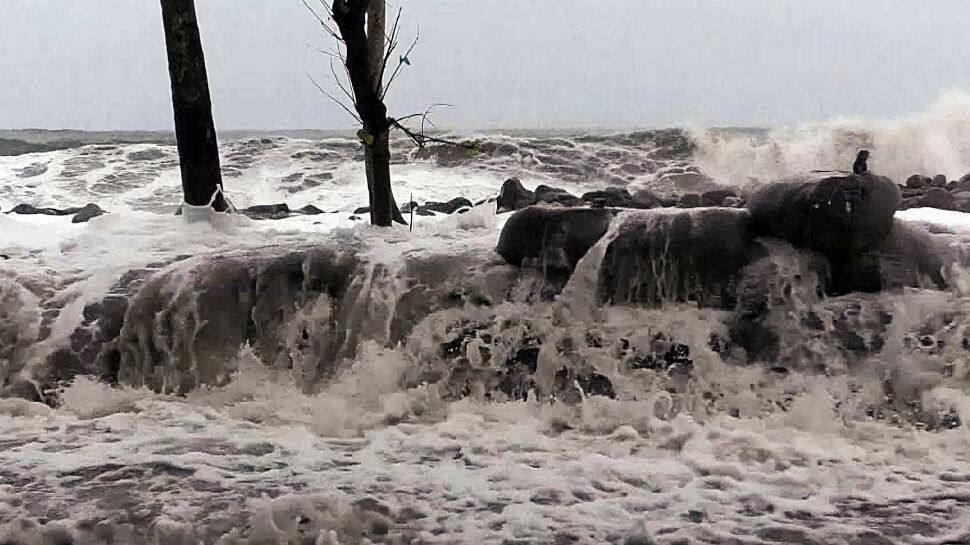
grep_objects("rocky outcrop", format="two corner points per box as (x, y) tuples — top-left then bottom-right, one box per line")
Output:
(497, 177), (734, 213)
(496, 206), (613, 295)
(27, 242), (519, 397)
(826, 219), (948, 294)
(747, 173), (901, 262)
(496, 178), (535, 213)
(898, 173), (970, 212)
(599, 208), (753, 308)
(581, 187), (658, 209)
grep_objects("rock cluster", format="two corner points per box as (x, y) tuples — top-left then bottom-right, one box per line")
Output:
(496, 177), (742, 214)
(899, 172), (970, 212)
(5, 202), (107, 223)
(496, 172), (957, 366)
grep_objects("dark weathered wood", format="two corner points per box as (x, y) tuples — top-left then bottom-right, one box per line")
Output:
(332, 0), (400, 226)
(160, 0), (227, 210)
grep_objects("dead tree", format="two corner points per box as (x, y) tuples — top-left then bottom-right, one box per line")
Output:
(160, 0), (228, 211)
(307, 0), (477, 226)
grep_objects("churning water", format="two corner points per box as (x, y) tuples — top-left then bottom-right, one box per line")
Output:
(2, 93), (970, 544)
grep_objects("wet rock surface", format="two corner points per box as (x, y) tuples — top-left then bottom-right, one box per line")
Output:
(898, 172), (970, 212)
(7, 203), (83, 216)
(600, 208), (753, 308)
(496, 205), (613, 296)
(71, 203), (105, 223)
(747, 173), (901, 262)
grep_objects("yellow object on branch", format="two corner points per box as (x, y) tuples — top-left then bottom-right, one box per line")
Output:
(357, 129), (374, 146)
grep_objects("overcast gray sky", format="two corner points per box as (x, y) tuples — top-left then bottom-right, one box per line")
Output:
(2, 0), (969, 131)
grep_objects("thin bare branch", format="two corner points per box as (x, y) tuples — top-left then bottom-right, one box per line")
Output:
(303, 0), (342, 41)
(308, 74), (361, 123)
(307, 43), (345, 61)
(422, 103), (451, 133)
(389, 116), (478, 153)
(382, 26), (418, 99)
(329, 58), (357, 106)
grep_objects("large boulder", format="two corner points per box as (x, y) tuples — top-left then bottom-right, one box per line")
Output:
(905, 175), (931, 189)
(827, 219), (948, 294)
(496, 178), (535, 213)
(74, 244), (515, 395)
(747, 173), (901, 262)
(496, 206), (613, 293)
(916, 187), (957, 210)
(599, 208), (753, 308)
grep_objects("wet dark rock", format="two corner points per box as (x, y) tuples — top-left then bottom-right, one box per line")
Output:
(349, 215), (362, 221)
(423, 197), (473, 214)
(496, 206), (613, 295)
(534, 185), (583, 207)
(632, 189), (664, 208)
(701, 188), (740, 207)
(932, 174), (947, 187)
(677, 193), (701, 208)
(915, 187), (957, 210)
(241, 203), (291, 220)
(399, 200), (419, 213)
(957, 172), (970, 189)
(828, 219), (948, 294)
(108, 248), (361, 393)
(905, 175), (931, 189)
(496, 177), (535, 213)
(414, 207), (436, 216)
(747, 173), (901, 262)
(71, 203), (105, 224)
(599, 208), (752, 308)
(353, 206), (371, 215)
(297, 204), (324, 215)
(581, 187), (657, 209)
(8, 203), (82, 216)
(722, 196), (744, 208)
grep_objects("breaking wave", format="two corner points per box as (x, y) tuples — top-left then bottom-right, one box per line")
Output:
(693, 90), (970, 187)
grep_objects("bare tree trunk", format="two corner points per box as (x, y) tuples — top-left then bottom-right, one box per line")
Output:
(366, 128), (394, 226)
(159, 0), (227, 211)
(363, 0), (393, 226)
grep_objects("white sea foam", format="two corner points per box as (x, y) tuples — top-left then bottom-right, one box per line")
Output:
(693, 90), (970, 187)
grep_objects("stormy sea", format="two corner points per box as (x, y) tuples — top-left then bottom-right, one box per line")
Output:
(3, 92), (970, 545)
